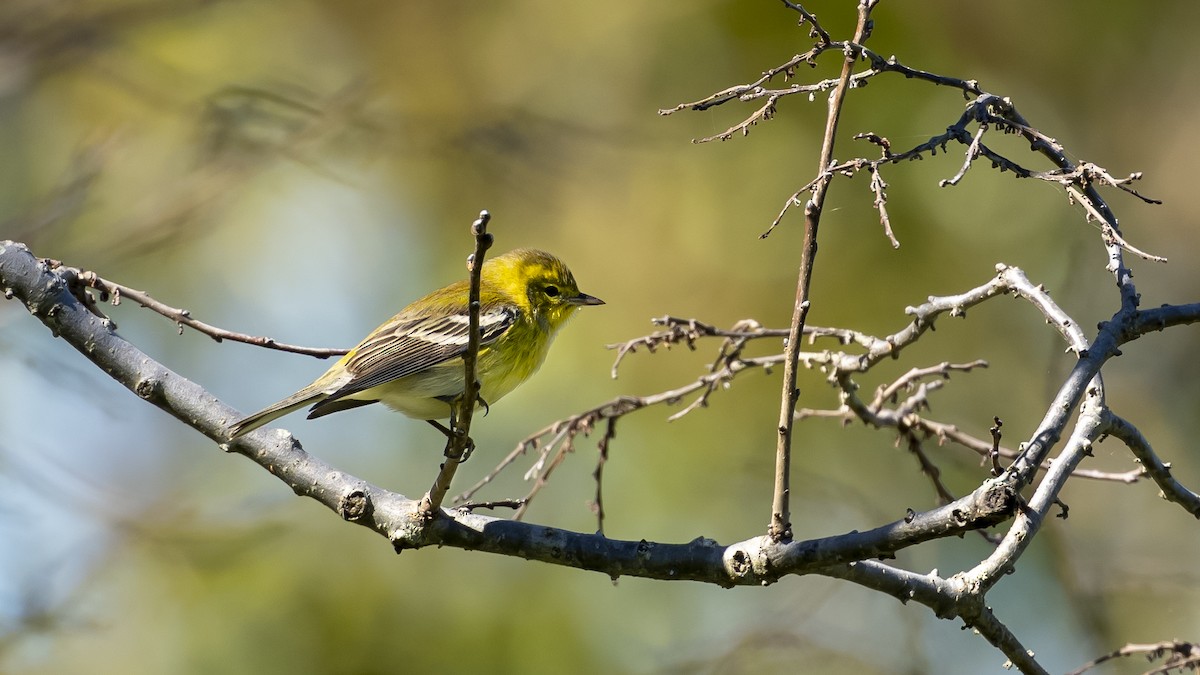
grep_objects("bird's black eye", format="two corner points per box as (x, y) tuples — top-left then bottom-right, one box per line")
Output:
(544, 285), (561, 298)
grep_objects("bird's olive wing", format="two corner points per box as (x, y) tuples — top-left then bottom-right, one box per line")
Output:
(324, 306), (517, 402)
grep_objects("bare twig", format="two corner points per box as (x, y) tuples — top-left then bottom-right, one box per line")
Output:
(866, 167), (898, 247)
(989, 417), (1004, 477)
(799, 382), (1142, 487)
(659, 47), (832, 117)
(940, 124), (988, 188)
(870, 361), (989, 408)
(606, 315), (789, 378)
(419, 210), (493, 516)
(769, 0), (878, 544)
(1129, 302), (1200, 337)
(590, 417), (618, 535)
(779, 0), (831, 43)
(455, 352), (791, 513)
(456, 499), (527, 513)
(1104, 413), (1200, 518)
(50, 263), (348, 358)
(666, 24), (1165, 264)
(1067, 640), (1200, 675)
(902, 428), (956, 506)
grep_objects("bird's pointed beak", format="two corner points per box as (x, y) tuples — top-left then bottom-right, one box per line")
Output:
(570, 292), (605, 306)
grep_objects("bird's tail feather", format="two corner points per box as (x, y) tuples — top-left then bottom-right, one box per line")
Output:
(227, 387), (327, 439)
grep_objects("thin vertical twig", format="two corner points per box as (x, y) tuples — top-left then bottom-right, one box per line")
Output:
(770, 0), (877, 542)
(590, 417), (618, 536)
(989, 417), (1004, 476)
(419, 210), (494, 516)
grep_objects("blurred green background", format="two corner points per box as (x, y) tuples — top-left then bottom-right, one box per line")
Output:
(2, 1), (1198, 673)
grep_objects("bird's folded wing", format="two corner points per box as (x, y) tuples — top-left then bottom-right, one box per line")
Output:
(324, 306), (517, 401)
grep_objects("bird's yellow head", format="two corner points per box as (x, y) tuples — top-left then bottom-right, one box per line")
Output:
(483, 248), (604, 330)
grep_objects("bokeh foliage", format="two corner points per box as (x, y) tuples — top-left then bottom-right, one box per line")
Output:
(2, 1), (1198, 673)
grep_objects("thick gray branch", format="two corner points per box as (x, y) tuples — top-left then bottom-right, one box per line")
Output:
(0, 240), (1016, 587)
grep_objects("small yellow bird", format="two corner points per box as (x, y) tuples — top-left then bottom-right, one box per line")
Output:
(228, 248), (602, 439)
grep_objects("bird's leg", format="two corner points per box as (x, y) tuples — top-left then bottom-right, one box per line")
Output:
(427, 419), (453, 437)
(433, 408), (475, 462)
